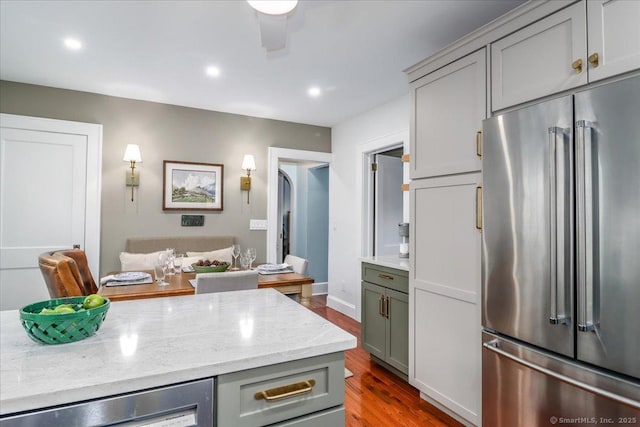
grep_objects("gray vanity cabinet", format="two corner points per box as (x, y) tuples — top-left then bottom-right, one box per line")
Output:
(361, 263), (409, 378)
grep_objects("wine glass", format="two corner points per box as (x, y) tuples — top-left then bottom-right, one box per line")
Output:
(239, 254), (251, 271)
(165, 249), (175, 276)
(231, 244), (241, 271)
(154, 253), (168, 286)
(246, 248), (257, 270)
(173, 254), (184, 274)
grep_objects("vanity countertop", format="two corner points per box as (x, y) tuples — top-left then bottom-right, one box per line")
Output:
(360, 255), (410, 272)
(0, 289), (356, 416)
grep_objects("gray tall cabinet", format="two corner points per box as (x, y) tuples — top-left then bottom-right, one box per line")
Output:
(408, 49), (484, 426)
(406, 1), (639, 426)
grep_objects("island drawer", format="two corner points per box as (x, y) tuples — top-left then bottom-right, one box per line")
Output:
(362, 262), (408, 294)
(217, 352), (345, 427)
(271, 405), (345, 426)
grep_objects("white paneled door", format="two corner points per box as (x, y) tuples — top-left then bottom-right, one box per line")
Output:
(0, 114), (102, 310)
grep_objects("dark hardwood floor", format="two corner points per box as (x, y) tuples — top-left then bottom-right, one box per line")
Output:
(301, 295), (464, 427)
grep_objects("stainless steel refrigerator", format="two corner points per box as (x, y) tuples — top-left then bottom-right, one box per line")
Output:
(482, 75), (640, 426)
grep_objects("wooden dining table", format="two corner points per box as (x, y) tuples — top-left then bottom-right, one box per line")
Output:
(99, 270), (314, 302)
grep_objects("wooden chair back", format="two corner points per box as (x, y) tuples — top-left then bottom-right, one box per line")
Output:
(38, 249), (98, 298)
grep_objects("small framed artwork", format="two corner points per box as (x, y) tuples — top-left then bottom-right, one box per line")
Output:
(163, 161), (224, 211)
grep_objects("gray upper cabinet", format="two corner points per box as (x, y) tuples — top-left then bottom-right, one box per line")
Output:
(587, 0), (640, 82)
(410, 48), (485, 179)
(492, 0), (640, 111)
(491, 1), (587, 111)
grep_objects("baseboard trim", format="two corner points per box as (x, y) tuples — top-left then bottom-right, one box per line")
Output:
(327, 294), (356, 319)
(312, 281), (328, 295)
(370, 355), (408, 382)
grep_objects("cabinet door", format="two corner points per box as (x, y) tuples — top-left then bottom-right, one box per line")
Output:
(410, 49), (485, 179)
(385, 288), (408, 375)
(491, 1), (587, 111)
(361, 281), (387, 360)
(409, 173), (481, 425)
(414, 290), (480, 425)
(587, 0), (640, 82)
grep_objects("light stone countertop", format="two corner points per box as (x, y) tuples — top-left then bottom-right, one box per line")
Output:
(0, 289), (356, 416)
(360, 255), (410, 272)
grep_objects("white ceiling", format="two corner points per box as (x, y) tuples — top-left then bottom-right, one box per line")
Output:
(0, 0), (525, 127)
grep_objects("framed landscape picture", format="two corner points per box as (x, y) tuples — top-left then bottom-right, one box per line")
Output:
(163, 161), (224, 211)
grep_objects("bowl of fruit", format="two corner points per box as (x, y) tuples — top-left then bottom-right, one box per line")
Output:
(19, 294), (110, 345)
(191, 259), (230, 273)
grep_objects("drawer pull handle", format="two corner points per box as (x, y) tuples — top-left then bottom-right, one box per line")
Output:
(254, 379), (316, 401)
(378, 273), (394, 280)
(385, 296), (390, 319)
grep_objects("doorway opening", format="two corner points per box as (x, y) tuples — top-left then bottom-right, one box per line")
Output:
(278, 169), (293, 263)
(371, 147), (404, 256)
(357, 129), (409, 260)
(267, 148), (332, 295)
(278, 161), (329, 282)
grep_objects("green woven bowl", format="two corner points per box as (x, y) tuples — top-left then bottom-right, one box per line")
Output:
(19, 296), (110, 345)
(191, 262), (230, 273)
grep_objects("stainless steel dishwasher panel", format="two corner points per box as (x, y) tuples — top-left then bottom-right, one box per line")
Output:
(0, 378), (214, 427)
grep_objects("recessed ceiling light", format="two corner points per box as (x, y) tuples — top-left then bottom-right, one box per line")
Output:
(247, 0), (298, 15)
(206, 66), (221, 78)
(64, 38), (82, 50)
(308, 87), (321, 98)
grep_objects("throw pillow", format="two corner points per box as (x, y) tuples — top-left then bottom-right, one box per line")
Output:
(186, 246), (233, 263)
(119, 251), (164, 271)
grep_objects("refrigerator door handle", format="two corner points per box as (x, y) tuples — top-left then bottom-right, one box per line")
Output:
(548, 127), (571, 325)
(483, 339), (640, 409)
(576, 120), (595, 332)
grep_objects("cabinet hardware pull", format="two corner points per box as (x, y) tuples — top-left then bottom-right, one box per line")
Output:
(588, 53), (599, 68)
(476, 131), (482, 159)
(385, 296), (390, 319)
(476, 185), (483, 231)
(254, 379), (316, 401)
(571, 58), (583, 74)
(379, 294), (385, 317)
(378, 273), (394, 280)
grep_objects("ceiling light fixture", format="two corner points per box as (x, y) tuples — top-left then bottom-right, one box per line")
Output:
(206, 66), (220, 77)
(308, 87), (321, 98)
(64, 38), (82, 50)
(247, 0), (298, 15)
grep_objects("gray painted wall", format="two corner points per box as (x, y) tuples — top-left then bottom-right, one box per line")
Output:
(0, 80), (331, 275)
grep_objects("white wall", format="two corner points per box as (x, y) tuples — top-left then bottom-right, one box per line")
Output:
(328, 94), (409, 320)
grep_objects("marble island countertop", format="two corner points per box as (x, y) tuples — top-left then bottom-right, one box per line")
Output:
(360, 255), (410, 271)
(0, 289), (356, 416)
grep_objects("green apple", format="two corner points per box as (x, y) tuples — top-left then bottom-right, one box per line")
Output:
(83, 294), (106, 309)
(53, 306), (76, 314)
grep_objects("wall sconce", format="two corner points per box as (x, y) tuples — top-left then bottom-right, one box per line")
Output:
(241, 154), (256, 204)
(123, 144), (142, 202)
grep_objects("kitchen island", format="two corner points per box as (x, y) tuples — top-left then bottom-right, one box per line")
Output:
(0, 289), (357, 426)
